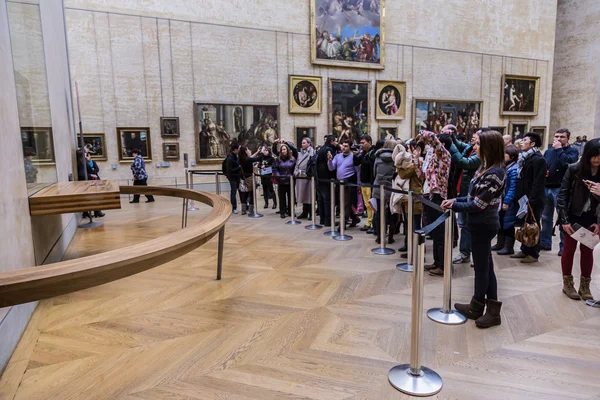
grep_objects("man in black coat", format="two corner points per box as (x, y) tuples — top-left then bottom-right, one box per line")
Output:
(224, 143), (242, 214)
(316, 135), (338, 226)
(512, 132), (546, 263)
(353, 134), (376, 232)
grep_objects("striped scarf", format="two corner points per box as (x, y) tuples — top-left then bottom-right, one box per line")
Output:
(517, 147), (540, 178)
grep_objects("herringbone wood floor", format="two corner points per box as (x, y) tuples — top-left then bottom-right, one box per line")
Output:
(1, 194), (600, 399)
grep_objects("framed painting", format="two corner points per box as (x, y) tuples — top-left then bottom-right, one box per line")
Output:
(378, 126), (397, 140)
(329, 79), (370, 142)
(489, 126), (506, 134)
(508, 121), (528, 142)
(295, 126), (316, 147)
(117, 127), (152, 161)
(160, 117), (180, 138)
(413, 99), (482, 138)
(376, 80), (406, 120)
(501, 74), (540, 116)
(531, 126), (547, 148)
(163, 143), (180, 161)
(83, 133), (107, 161)
(21, 127), (55, 165)
(311, 0), (384, 70)
(289, 75), (322, 114)
(194, 102), (280, 162)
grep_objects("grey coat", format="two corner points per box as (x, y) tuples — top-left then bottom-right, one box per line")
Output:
(294, 146), (315, 204)
(372, 148), (395, 201)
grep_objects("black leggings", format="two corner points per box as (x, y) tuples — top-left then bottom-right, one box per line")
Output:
(278, 183), (291, 215)
(261, 176), (275, 202)
(424, 194), (445, 268)
(470, 223), (499, 302)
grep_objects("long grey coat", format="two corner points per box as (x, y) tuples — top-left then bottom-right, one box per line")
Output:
(294, 146), (315, 204)
(372, 148), (395, 201)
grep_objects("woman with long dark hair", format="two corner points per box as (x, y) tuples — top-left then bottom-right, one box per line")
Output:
(557, 138), (600, 301)
(259, 146), (276, 209)
(442, 130), (506, 328)
(273, 143), (296, 218)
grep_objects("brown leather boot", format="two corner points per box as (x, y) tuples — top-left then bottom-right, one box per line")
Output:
(562, 275), (581, 300)
(475, 299), (502, 329)
(579, 276), (594, 301)
(454, 297), (485, 320)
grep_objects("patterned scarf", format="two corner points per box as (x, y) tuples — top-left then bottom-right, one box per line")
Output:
(517, 147), (540, 178)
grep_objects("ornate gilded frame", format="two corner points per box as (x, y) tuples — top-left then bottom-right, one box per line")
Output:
(411, 98), (484, 138)
(500, 74), (540, 116)
(328, 79), (371, 137)
(376, 80), (407, 120)
(289, 75), (322, 114)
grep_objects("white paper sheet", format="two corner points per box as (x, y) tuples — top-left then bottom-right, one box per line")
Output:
(517, 195), (529, 219)
(570, 226), (600, 249)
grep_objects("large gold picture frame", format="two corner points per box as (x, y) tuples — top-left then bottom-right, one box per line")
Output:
(329, 79), (371, 141)
(376, 80), (406, 120)
(412, 99), (483, 138)
(500, 74), (540, 116)
(310, 0), (385, 70)
(117, 127), (152, 161)
(21, 127), (55, 165)
(83, 133), (107, 161)
(289, 75), (322, 114)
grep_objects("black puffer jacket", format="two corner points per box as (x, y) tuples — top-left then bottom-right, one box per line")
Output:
(316, 143), (337, 182)
(557, 163), (600, 225)
(516, 152), (546, 211)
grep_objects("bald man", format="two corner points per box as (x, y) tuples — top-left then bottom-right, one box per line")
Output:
(503, 135), (513, 146)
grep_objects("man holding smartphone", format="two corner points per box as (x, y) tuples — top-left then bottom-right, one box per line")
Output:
(541, 128), (580, 255)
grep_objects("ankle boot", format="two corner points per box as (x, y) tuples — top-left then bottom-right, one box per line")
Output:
(497, 237), (515, 255)
(272, 199), (277, 209)
(579, 276), (594, 300)
(454, 297), (485, 320)
(248, 205), (255, 216)
(562, 275), (581, 300)
(491, 232), (505, 251)
(298, 204), (310, 219)
(475, 299), (502, 329)
(241, 204), (247, 215)
(387, 231), (395, 244)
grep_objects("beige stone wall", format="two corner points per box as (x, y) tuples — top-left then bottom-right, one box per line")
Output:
(65, 0), (558, 182)
(550, 0), (600, 139)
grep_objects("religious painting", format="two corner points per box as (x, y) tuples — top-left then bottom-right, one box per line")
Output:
(489, 126), (506, 134)
(413, 99), (482, 139)
(117, 127), (152, 161)
(163, 143), (180, 161)
(21, 127), (55, 165)
(311, 0), (384, 70)
(329, 79), (370, 142)
(289, 75), (322, 114)
(376, 80), (406, 120)
(83, 133), (107, 161)
(378, 126), (397, 140)
(508, 121), (528, 142)
(295, 126), (316, 147)
(160, 117), (180, 138)
(195, 103), (279, 161)
(531, 126), (547, 148)
(501, 75), (540, 116)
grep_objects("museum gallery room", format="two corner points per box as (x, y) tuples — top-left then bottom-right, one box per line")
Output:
(2, 0), (600, 399)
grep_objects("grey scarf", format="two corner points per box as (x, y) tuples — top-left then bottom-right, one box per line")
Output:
(517, 147), (540, 178)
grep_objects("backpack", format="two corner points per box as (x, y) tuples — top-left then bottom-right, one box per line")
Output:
(221, 157), (228, 176)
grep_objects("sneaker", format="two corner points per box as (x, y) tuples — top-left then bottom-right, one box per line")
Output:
(520, 255), (538, 264)
(452, 253), (470, 264)
(232, 209), (238, 214)
(510, 251), (526, 259)
(429, 267), (444, 276)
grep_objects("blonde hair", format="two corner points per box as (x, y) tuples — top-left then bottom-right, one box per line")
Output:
(383, 139), (397, 149)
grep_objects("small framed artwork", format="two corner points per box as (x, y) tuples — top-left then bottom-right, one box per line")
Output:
(376, 80), (406, 120)
(295, 126), (316, 147)
(329, 79), (370, 142)
(501, 75), (540, 116)
(289, 75), (322, 114)
(413, 99), (482, 138)
(163, 143), (180, 161)
(83, 133), (107, 161)
(508, 121), (528, 141)
(531, 126), (547, 148)
(160, 117), (180, 138)
(379, 126), (397, 140)
(21, 127), (55, 164)
(117, 127), (152, 161)
(489, 126), (506, 134)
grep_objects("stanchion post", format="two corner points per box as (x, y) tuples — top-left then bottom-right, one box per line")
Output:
(305, 176), (322, 230)
(248, 172), (263, 218)
(286, 175), (301, 225)
(323, 179), (339, 237)
(333, 180), (352, 241)
(397, 191), (414, 272)
(188, 171), (199, 211)
(427, 210), (467, 325)
(372, 184), (395, 255)
(388, 231), (443, 396)
(215, 172), (221, 195)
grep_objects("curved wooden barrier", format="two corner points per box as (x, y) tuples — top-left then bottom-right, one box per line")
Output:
(0, 186), (232, 308)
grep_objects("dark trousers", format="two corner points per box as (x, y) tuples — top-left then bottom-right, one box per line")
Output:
(373, 205), (398, 237)
(261, 176), (275, 203)
(317, 182), (331, 226)
(132, 178), (154, 202)
(520, 206), (542, 258)
(342, 174), (357, 221)
(278, 183), (291, 216)
(404, 213), (423, 248)
(228, 179), (239, 210)
(424, 194), (445, 267)
(471, 223), (499, 302)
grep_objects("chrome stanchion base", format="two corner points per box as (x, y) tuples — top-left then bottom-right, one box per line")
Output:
(426, 308), (467, 325)
(396, 263), (413, 272)
(286, 220), (302, 225)
(388, 365), (443, 397)
(248, 212), (263, 218)
(333, 234), (352, 241)
(323, 230), (339, 237)
(371, 247), (396, 255)
(79, 221), (103, 229)
(305, 224), (323, 230)
(188, 206), (199, 211)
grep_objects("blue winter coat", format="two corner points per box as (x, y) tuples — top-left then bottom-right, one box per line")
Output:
(503, 162), (519, 229)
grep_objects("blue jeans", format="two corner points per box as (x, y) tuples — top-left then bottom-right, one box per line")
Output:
(229, 179), (239, 210)
(541, 187), (564, 250)
(457, 212), (471, 257)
